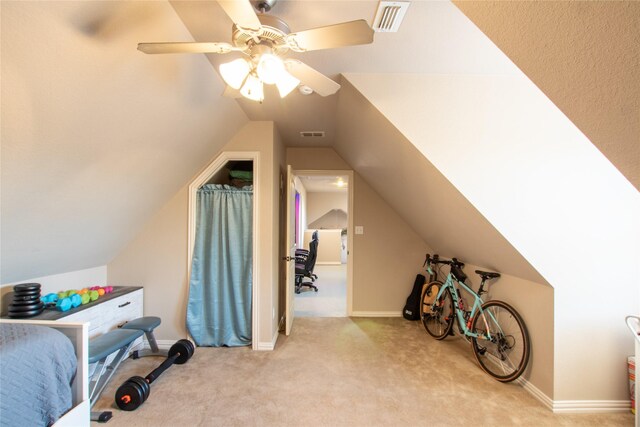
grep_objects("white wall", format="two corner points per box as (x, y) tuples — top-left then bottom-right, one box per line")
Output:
(293, 177), (308, 248)
(345, 72), (639, 403)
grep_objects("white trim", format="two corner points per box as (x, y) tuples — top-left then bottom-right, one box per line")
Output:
(552, 400), (631, 414)
(187, 151), (261, 351)
(350, 311), (403, 317)
(515, 377), (553, 411)
(316, 261), (342, 265)
(515, 377), (631, 414)
(293, 169), (354, 316)
(257, 329), (279, 351)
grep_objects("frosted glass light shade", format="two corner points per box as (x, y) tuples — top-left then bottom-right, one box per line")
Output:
(240, 74), (264, 102)
(275, 70), (300, 98)
(256, 54), (284, 85)
(219, 59), (251, 90)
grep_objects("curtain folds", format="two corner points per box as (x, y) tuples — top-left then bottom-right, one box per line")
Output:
(187, 184), (253, 347)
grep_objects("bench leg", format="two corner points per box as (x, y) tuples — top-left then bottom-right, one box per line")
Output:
(89, 340), (137, 408)
(132, 330), (169, 358)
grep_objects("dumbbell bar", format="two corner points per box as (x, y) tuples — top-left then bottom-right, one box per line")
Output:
(115, 339), (195, 411)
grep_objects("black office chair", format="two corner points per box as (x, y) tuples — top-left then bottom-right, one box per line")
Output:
(295, 231), (319, 294)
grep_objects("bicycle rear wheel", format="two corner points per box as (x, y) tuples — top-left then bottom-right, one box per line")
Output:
(421, 282), (454, 340)
(471, 300), (530, 382)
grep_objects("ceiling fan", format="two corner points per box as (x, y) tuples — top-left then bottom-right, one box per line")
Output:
(138, 0), (374, 102)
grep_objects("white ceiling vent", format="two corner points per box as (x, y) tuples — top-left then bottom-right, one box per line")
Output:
(373, 1), (410, 33)
(300, 131), (325, 138)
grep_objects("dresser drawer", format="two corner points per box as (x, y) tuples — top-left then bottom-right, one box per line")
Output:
(100, 289), (143, 330)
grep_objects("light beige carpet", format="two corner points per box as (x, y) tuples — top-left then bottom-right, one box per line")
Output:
(92, 318), (633, 426)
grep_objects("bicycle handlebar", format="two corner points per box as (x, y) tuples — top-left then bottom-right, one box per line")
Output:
(424, 253), (464, 268)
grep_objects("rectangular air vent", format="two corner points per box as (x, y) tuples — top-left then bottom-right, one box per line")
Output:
(300, 131), (325, 138)
(373, 1), (410, 33)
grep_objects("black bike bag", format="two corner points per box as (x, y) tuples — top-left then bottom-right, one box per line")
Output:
(451, 264), (467, 283)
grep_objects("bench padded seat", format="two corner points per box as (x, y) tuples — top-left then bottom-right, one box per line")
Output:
(89, 329), (143, 364)
(121, 316), (161, 333)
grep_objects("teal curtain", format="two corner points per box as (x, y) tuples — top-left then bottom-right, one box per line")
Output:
(187, 184), (253, 347)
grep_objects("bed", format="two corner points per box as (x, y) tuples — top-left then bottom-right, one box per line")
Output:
(0, 319), (89, 427)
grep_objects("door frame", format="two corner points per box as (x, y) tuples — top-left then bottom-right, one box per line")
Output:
(292, 169), (354, 316)
(187, 151), (260, 350)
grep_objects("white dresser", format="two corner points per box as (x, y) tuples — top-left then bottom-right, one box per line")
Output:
(62, 287), (143, 338)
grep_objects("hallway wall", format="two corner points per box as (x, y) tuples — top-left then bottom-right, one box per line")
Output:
(287, 148), (432, 315)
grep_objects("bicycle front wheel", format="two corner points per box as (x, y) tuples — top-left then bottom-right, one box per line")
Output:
(471, 300), (530, 382)
(421, 282), (454, 340)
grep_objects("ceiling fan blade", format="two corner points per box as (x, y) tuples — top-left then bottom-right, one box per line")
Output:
(218, 0), (261, 31)
(285, 60), (340, 97)
(137, 42), (237, 54)
(285, 19), (374, 52)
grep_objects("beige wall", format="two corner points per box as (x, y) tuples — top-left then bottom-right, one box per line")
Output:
(344, 72), (638, 402)
(1, 1), (248, 283)
(460, 262), (554, 398)
(287, 148), (432, 314)
(303, 229), (343, 265)
(306, 192), (348, 225)
(108, 122), (281, 347)
(351, 174), (433, 313)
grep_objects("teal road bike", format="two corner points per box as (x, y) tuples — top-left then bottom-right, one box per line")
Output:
(421, 254), (530, 382)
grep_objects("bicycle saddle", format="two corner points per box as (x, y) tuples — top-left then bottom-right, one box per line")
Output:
(475, 270), (501, 280)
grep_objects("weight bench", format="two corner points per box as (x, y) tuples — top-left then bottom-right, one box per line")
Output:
(89, 328), (144, 422)
(121, 316), (168, 358)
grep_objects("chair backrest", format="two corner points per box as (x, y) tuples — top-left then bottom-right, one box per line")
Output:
(305, 233), (319, 272)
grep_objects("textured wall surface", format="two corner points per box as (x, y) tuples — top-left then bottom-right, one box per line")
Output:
(453, 0), (640, 190)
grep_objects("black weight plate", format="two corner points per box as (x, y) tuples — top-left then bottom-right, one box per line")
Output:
(13, 290), (41, 297)
(169, 340), (192, 364)
(14, 283), (41, 291)
(115, 379), (145, 411)
(130, 376), (150, 401)
(185, 340), (195, 358)
(8, 308), (44, 318)
(10, 298), (41, 305)
(8, 302), (44, 312)
(11, 294), (40, 302)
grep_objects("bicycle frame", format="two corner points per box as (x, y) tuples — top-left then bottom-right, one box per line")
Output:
(431, 273), (498, 341)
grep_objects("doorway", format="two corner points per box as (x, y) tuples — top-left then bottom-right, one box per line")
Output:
(293, 171), (352, 317)
(187, 152), (260, 350)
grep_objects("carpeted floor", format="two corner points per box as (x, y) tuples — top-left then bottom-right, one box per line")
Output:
(92, 317), (633, 426)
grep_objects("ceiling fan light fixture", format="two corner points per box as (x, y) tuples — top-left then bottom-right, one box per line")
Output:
(220, 58), (251, 90)
(256, 54), (285, 85)
(240, 73), (264, 102)
(275, 71), (300, 98)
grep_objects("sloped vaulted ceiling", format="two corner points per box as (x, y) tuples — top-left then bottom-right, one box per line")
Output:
(453, 1), (640, 190)
(1, 1), (248, 283)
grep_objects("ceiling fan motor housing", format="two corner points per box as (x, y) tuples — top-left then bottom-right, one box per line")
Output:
(232, 14), (291, 56)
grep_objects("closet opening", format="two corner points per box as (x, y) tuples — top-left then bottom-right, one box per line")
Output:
(187, 152), (260, 350)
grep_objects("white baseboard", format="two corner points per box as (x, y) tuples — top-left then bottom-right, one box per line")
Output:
(516, 377), (631, 413)
(552, 400), (631, 414)
(516, 377), (553, 410)
(350, 311), (402, 317)
(255, 329), (279, 351)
